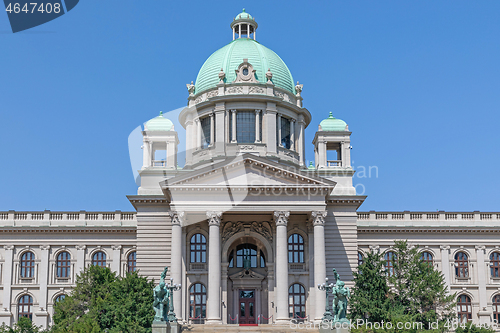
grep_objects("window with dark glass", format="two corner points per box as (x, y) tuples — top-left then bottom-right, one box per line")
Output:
(288, 234), (304, 263)
(384, 251), (395, 277)
(455, 252), (469, 278)
(190, 234), (207, 263)
(18, 295), (33, 320)
(20, 252), (35, 278)
(289, 284), (306, 319)
(236, 244), (257, 268)
(260, 250), (266, 268)
(228, 250), (234, 268)
(457, 294), (472, 323)
(421, 251), (433, 265)
(280, 117), (291, 149)
(493, 295), (500, 324)
(56, 251), (71, 278)
(92, 251), (106, 267)
(189, 283), (207, 319)
(491, 252), (500, 278)
(236, 111), (255, 143)
(201, 117), (211, 148)
(55, 294), (66, 303)
(358, 252), (364, 266)
(127, 251), (137, 273)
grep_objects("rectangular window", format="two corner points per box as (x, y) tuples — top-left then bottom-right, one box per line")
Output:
(236, 111), (255, 143)
(201, 117), (211, 148)
(281, 117), (291, 149)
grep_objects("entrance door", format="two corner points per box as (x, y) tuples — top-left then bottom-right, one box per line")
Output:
(239, 289), (256, 324)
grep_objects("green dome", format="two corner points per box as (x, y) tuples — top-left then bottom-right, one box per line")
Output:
(195, 38), (295, 94)
(235, 8), (253, 20)
(144, 112), (174, 131)
(319, 112), (348, 131)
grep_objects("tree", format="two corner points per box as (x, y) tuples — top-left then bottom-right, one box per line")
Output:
(349, 249), (390, 324)
(51, 265), (155, 333)
(0, 317), (47, 333)
(389, 240), (455, 328)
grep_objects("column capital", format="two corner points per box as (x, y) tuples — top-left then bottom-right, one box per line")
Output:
(440, 245), (450, 251)
(290, 118), (296, 123)
(231, 109), (237, 114)
(273, 211), (290, 226)
(39, 245), (50, 251)
(111, 245), (122, 251)
(475, 245), (486, 251)
(195, 118), (200, 123)
(369, 245), (380, 251)
(169, 211), (185, 226)
(3, 245), (14, 251)
(207, 211), (222, 226)
(254, 109), (261, 114)
(310, 211), (327, 226)
(76, 245), (86, 251)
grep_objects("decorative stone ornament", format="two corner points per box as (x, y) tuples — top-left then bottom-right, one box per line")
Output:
(168, 211), (185, 226)
(233, 59), (258, 83)
(295, 81), (303, 96)
(186, 81), (195, 95)
(206, 211), (222, 226)
(218, 68), (226, 84)
(265, 68), (273, 83)
(310, 211), (327, 226)
(273, 211), (290, 226)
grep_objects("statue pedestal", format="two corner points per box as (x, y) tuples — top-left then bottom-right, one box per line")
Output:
(319, 321), (351, 333)
(169, 322), (179, 333)
(152, 321), (169, 333)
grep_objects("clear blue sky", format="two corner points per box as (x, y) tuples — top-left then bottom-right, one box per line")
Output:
(1, 1), (499, 212)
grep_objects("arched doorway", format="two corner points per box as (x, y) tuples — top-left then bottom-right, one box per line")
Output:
(225, 235), (270, 324)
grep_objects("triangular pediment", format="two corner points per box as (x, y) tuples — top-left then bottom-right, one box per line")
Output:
(161, 155), (335, 189)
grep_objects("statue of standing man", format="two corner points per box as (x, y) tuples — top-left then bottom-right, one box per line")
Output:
(332, 268), (350, 323)
(153, 267), (171, 322)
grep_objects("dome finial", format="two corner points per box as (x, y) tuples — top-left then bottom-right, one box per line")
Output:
(231, 9), (258, 41)
(329, 112), (334, 118)
(159, 111), (163, 116)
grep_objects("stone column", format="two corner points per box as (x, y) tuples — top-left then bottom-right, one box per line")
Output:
(440, 245), (451, 291)
(185, 117), (194, 165)
(274, 211), (290, 323)
(297, 116), (305, 166)
(169, 211), (184, 321)
(196, 118), (201, 149)
(75, 245), (86, 276)
(206, 211), (222, 323)
(475, 246), (490, 325)
(311, 211), (327, 322)
(277, 114), (283, 147)
(1, 245), (14, 322)
(231, 110), (237, 143)
(255, 110), (261, 143)
(265, 109), (277, 153)
(142, 139), (150, 168)
(111, 245), (122, 275)
(210, 113), (215, 146)
(290, 119), (295, 151)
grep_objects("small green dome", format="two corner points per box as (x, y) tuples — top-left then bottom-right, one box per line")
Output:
(308, 161), (316, 170)
(195, 38), (295, 94)
(235, 8), (253, 20)
(144, 112), (174, 131)
(319, 112), (348, 131)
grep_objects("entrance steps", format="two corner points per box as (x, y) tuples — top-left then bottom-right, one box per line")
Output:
(182, 324), (320, 333)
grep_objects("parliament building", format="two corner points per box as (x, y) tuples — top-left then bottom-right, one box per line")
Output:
(1, 10), (499, 330)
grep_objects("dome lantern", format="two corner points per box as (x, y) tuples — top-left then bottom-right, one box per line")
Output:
(230, 9), (258, 40)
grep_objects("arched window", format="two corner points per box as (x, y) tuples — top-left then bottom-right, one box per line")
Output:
(455, 252), (469, 278)
(189, 283), (207, 320)
(92, 251), (106, 267)
(421, 251), (433, 265)
(288, 234), (304, 263)
(20, 252), (35, 278)
(55, 294), (66, 303)
(236, 244), (258, 268)
(280, 117), (291, 149)
(56, 251), (71, 278)
(457, 295), (472, 323)
(127, 252), (137, 273)
(358, 252), (364, 266)
(200, 117), (211, 148)
(18, 294), (33, 320)
(493, 295), (500, 324)
(491, 252), (500, 278)
(190, 234), (207, 263)
(384, 251), (395, 277)
(260, 250), (266, 268)
(288, 284), (306, 319)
